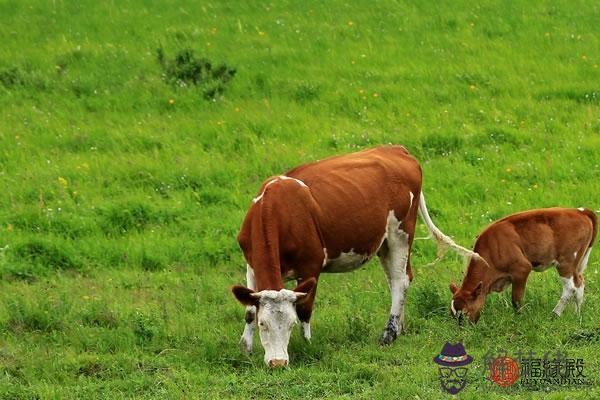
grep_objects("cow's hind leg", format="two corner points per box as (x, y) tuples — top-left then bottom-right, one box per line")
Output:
(240, 264), (256, 354)
(379, 212), (411, 345)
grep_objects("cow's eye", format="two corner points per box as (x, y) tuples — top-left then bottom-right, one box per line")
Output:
(258, 321), (267, 329)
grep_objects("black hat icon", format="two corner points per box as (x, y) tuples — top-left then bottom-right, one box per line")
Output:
(433, 342), (473, 367)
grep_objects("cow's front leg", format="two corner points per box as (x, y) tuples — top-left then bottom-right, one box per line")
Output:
(240, 265), (256, 354)
(379, 226), (410, 345)
(296, 278), (318, 342)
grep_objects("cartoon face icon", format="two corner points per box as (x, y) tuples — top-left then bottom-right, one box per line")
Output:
(433, 342), (473, 395)
(438, 366), (469, 394)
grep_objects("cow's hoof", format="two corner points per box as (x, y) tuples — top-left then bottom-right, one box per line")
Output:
(379, 315), (401, 345)
(379, 329), (397, 346)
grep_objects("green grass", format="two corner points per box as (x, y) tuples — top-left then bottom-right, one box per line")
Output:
(0, 0), (599, 398)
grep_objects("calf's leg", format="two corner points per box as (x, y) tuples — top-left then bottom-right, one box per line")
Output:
(552, 275), (576, 317)
(574, 247), (592, 314)
(240, 265), (256, 354)
(511, 267), (530, 311)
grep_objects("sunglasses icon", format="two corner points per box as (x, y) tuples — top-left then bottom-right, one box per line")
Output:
(439, 367), (468, 378)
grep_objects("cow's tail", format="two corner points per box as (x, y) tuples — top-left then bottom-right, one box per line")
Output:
(417, 192), (482, 263)
(581, 208), (598, 248)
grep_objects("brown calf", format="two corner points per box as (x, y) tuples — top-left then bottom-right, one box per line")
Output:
(231, 145), (475, 366)
(449, 208), (597, 323)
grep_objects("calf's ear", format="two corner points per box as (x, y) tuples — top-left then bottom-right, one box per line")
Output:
(472, 281), (483, 298)
(293, 277), (317, 304)
(449, 282), (459, 294)
(231, 285), (259, 306)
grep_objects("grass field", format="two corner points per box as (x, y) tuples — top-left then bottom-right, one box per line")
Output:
(1, 0), (599, 398)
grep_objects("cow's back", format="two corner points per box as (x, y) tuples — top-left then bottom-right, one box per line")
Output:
(285, 145), (422, 257)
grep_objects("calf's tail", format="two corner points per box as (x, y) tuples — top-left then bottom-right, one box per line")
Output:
(581, 208), (598, 247)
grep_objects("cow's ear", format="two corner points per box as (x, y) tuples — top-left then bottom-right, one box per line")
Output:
(231, 285), (259, 307)
(449, 282), (459, 294)
(293, 277), (316, 304)
(472, 281), (483, 298)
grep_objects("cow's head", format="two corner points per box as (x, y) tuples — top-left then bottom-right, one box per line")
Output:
(232, 278), (316, 367)
(449, 281), (484, 323)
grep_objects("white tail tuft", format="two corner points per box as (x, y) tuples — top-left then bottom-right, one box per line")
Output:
(418, 192), (483, 264)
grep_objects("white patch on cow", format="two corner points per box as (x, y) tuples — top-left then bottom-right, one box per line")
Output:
(553, 276), (576, 316)
(450, 299), (457, 317)
(577, 247), (592, 274)
(301, 321), (311, 341)
(409, 191), (414, 209)
(253, 178), (280, 203)
(379, 210), (410, 343)
(279, 175), (308, 188)
(578, 207), (585, 212)
(322, 215), (389, 273)
(252, 288), (305, 366)
(252, 176), (308, 203)
(323, 248), (371, 272)
(573, 251), (578, 259)
(240, 264), (257, 354)
(322, 248), (328, 267)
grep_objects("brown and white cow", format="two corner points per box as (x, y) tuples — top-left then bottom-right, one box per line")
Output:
(231, 145), (476, 367)
(449, 208), (597, 323)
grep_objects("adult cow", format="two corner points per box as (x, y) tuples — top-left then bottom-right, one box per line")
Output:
(232, 145), (475, 367)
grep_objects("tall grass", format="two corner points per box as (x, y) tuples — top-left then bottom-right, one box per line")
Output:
(0, 0), (599, 398)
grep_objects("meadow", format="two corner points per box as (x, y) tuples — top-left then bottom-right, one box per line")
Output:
(0, 0), (599, 398)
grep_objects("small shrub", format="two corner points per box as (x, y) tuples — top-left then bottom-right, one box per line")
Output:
(421, 133), (464, 157)
(132, 312), (160, 344)
(0, 67), (23, 88)
(293, 82), (320, 103)
(471, 127), (527, 148)
(81, 307), (120, 329)
(99, 202), (177, 235)
(140, 253), (164, 272)
(4, 299), (64, 333)
(12, 239), (81, 271)
(157, 47), (236, 99)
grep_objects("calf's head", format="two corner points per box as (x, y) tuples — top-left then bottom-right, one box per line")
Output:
(232, 278), (316, 367)
(449, 281), (484, 323)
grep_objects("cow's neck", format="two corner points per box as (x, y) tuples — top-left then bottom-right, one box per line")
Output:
(461, 256), (496, 295)
(249, 201), (285, 291)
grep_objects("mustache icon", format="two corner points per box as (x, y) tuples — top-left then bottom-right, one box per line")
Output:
(443, 379), (465, 388)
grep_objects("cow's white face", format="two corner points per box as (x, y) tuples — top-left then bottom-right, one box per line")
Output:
(232, 278), (316, 367)
(253, 289), (301, 366)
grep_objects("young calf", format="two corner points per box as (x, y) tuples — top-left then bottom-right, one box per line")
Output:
(449, 208), (597, 323)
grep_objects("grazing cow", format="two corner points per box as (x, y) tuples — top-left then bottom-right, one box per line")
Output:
(449, 208), (597, 323)
(231, 145), (476, 367)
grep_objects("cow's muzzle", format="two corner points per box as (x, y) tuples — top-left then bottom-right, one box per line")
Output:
(268, 359), (288, 368)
